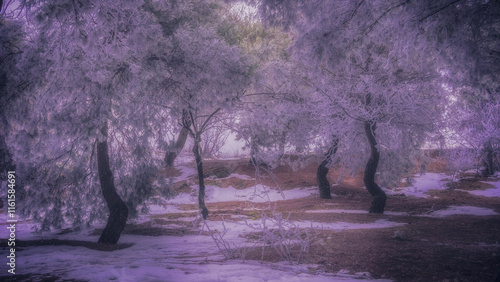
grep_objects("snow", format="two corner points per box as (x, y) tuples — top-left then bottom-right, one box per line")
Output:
(464, 181), (500, 198)
(452, 177), (500, 198)
(3, 217), (393, 282)
(305, 210), (408, 216)
(14, 239), (391, 282)
(226, 173), (254, 180)
(205, 185), (317, 203)
(201, 218), (405, 240)
(174, 165), (198, 182)
(383, 173), (448, 198)
(1, 176), (396, 282)
(158, 184), (318, 207)
(7, 168), (498, 281)
(423, 206), (498, 218)
(312, 219), (405, 231)
(148, 204), (191, 214)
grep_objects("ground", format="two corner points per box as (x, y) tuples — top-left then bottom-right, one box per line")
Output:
(1, 156), (500, 281)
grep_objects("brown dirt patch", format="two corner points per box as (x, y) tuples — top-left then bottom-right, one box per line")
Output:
(0, 238), (133, 251)
(204, 177), (254, 189)
(446, 178), (496, 191)
(90, 220), (200, 237)
(159, 166), (183, 178)
(225, 196), (500, 281)
(163, 158), (500, 281)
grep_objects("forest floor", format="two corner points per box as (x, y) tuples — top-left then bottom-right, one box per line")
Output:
(1, 156), (500, 281)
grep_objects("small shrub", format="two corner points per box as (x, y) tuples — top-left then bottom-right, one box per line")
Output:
(245, 209), (317, 265)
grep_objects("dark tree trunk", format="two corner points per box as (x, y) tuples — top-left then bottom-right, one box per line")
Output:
(97, 124), (129, 245)
(193, 135), (209, 219)
(317, 139), (339, 199)
(0, 135), (15, 181)
(164, 126), (190, 166)
(277, 131), (287, 160)
(249, 137), (259, 165)
(363, 121), (387, 214)
(482, 140), (495, 177)
(165, 111), (192, 167)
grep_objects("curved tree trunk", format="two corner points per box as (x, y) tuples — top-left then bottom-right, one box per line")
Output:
(317, 139), (338, 199)
(193, 135), (209, 219)
(363, 121), (387, 214)
(165, 111), (192, 167)
(97, 123), (129, 245)
(164, 126), (190, 166)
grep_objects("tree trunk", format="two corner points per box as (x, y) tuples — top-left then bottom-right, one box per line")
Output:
(317, 139), (338, 199)
(165, 111), (192, 167)
(193, 135), (209, 219)
(0, 135), (15, 181)
(277, 131), (287, 160)
(164, 126), (190, 166)
(482, 139), (495, 177)
(363, 121), (387, 214)
(249, 137), (263, 166)
(97, 123), (129, 245)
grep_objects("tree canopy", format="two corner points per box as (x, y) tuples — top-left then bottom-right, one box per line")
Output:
(1, 0), (498, 242)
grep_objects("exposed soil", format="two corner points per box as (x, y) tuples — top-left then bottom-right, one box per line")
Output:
(0, 239), (133, 251)
(5, 156), (500, 281)
(164, 157), (500, 281)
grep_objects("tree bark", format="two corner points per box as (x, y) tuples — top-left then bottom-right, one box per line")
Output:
(317, 139), (338, 199)
(193, 135), (209, 219)
(164, 126), (190, 166)
(0, 135), (15, 182)
(97, 123), (129, 245)
(277, 131), (287, 160)
(482, 139), (495, 177)
(363, 121), (387, 214)
(165, 111), (192, 167)
(249, 137), (259, 165)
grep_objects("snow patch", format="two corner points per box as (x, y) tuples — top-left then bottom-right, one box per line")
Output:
(174, 165), (197, 182)
(305, 209), (407, 216)
(204, 218), (405, 237)
(9, 222), (391, 282)
(384, 173), (448, 198)
(227, 173), (254, 180)
(316, 219), (406, 231)
(465, 181), (500, 198)
(423, 206), (498, 218)
(164, 184), (318, 206)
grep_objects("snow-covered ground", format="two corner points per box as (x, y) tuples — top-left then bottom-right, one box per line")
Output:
(383, 173), (448, 198)
(3, 169), (500, 281)
(305, 210), (408, 216)
(0, 168), (399, 282)
(461, 180), (500, 197)
(422, 206), (498, 218)
(11, 235), (391, 282)
(1, 212), (394, 282)
(383, 172), (500, 199)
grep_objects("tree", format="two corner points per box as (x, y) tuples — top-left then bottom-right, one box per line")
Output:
(164, 111), (191, 166)
(8, 0), (166, 244)
(416, 0), (500, 176)
(171, 25), (250, 219)
(256, 0), (445, 212)
(225, 16), (319, 169)
(0, 17), (24, 182)
(143, 1), (260, 219)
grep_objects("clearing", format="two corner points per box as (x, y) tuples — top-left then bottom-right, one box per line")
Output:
(1, 157), (500, 281)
